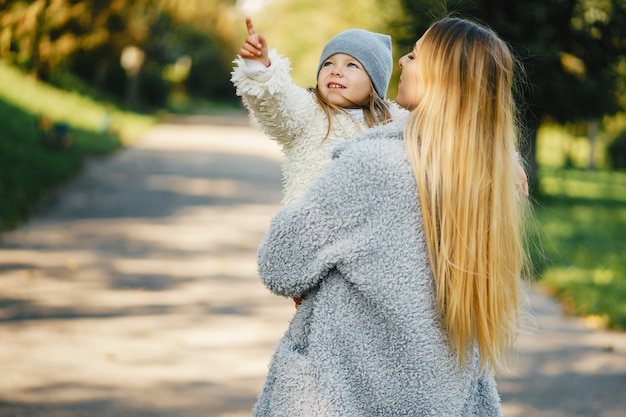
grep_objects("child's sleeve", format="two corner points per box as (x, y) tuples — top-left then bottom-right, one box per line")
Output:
(231, 49), (319, 147)
(238, 58), (272, 78)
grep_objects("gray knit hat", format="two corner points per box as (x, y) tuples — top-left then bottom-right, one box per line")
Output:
(316, 29), (393, 99)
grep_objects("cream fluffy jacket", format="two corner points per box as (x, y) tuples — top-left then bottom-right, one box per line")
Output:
(255, 120), (503, 416)
(231, 49), (407, 205)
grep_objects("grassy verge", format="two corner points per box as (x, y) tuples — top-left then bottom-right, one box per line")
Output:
(0, 62), (156, 232)
(533, 167), (626, 329)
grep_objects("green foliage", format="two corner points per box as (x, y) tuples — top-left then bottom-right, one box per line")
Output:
(533, 173), (626, 328)
(533, 124), (626, 329)
(0, 0), (240, 109)
(537, 122), (608, 169)
(394, 0), (626, 124)
(164, 18), (238, 102)
(0, 62), (155, 232)
(393, 0), (626, 187)
(608, 128), (626, 170)
(0, 99), (100, 230)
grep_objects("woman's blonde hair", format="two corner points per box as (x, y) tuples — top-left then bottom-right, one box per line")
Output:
(308, 83), (393, 141)
(404, 18), (530, 372)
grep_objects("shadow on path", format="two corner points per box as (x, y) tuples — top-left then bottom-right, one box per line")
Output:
(0, 118), (293, 417)
(498, 287), (626, 417)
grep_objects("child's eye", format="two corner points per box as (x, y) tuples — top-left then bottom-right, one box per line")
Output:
(323, 61), (334, 67)
(347, 62), (359, 68)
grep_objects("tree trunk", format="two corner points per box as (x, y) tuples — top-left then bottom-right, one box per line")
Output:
(587, 119), (598, 170)
(29, 0), (51, 80)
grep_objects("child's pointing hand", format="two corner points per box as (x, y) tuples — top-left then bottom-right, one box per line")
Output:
(239, 17), (270, 67)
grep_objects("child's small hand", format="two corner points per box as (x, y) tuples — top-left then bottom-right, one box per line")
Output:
(293, 296), (304, 308)
(239, 17), (270, 67)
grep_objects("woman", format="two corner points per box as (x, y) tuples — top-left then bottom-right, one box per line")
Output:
(254, 17), (530, 416)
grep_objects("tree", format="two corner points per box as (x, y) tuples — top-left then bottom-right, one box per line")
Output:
(0, 0), (241, 107)
(393, 0), (626, 188)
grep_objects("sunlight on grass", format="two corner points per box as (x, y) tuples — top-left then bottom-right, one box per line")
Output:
(537, 124), (574, 167)
(0, 62), (157, 231)
(0, 62), (154, 144)
(540, 265), (626, 329)
(534, 124), (626, 329)
(541, 176), (626, 200)
(539, 167), (626, 201)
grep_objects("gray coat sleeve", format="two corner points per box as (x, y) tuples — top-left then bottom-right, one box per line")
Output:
(257, 139), (375, 297)
(257, 130), (408, 298)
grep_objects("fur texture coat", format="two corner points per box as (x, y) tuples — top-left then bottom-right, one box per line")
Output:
(231, 50), (407, 205)
(255, 120), (503, 417)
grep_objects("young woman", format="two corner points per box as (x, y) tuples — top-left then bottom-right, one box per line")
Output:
(253, 17), (531, 416)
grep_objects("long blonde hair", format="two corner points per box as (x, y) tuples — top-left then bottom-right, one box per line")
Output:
(404, 18), (530, 372)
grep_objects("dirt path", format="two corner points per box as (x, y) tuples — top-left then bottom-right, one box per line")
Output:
(1, 116), (624, 417)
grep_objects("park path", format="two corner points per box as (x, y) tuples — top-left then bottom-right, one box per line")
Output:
(0, 114), (625, 417)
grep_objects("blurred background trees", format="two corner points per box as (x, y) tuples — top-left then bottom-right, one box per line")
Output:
(0, 0), (239, 109)
(392, 0), (626, 187)
(1, 0), (625, 175)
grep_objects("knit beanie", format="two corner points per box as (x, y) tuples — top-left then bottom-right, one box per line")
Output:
(316, 29), (393, 99)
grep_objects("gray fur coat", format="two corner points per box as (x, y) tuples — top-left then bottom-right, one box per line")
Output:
(255, 120), (503, 416)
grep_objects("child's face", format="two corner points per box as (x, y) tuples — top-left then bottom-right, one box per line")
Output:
(396, 38), (424, 111)
(317, 53), (372, 108)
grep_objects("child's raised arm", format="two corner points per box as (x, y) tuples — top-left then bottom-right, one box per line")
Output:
(238, 17), (270, 67)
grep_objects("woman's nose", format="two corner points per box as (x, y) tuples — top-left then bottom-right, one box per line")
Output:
(398, 56), (405, 69)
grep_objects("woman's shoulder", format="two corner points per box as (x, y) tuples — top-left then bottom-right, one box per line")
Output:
(331, 119), (406, 160)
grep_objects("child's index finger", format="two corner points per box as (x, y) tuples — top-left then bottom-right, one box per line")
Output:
(246, 17), (256, 35)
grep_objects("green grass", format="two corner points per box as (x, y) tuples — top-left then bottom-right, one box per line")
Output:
(533, 120), (626, 330)
(0, 62), (156, 231)
(533, 168), (626, 330)
(0, 62), (155, 145)
(165, 87), (242, 115)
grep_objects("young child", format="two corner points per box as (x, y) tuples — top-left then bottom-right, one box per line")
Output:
(231, 18), (406, 205)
